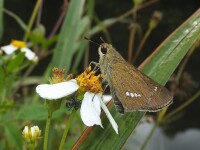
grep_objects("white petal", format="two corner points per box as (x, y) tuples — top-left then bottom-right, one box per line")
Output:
(99, 97), (118, 134)
(80, 92), (103, 127)
(23, 126), (29, 134)
(21, 47), (36, 60)
(1, 45), (18, 55)
(36, 79), (79, 100)
(102, 95), (112, 104)
(31, 126), (35, 137)
(93, 94), (102, 116)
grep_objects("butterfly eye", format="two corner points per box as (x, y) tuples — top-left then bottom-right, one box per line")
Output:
(101, 47), (107, 54)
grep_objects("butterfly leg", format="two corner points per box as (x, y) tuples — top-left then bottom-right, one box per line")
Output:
(89, 61), (99, 68)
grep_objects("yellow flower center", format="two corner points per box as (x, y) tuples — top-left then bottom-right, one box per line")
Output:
(11, 40), (26, 48)
(50, 67), (73, 84)
(51, 67), (66, 83)
(75, 66), (103, 93)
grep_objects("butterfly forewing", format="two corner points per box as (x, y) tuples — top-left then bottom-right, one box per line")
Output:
(109, 60), (173, 112)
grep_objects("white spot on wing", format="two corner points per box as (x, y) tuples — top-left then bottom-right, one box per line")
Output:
(126, 92), (130, 97)
(126, 92), (141, 98)
(154, 86), (158, 91)
(130, 93), (134, 97)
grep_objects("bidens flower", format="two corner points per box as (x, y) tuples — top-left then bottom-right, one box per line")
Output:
(36, 66), (118, 134)
(36, 68), (79, 100)
(1, 40), (38, 62)
(22, 126), (41, 149)
(22, 126), (41, 140)
(76, 66), (118, 134)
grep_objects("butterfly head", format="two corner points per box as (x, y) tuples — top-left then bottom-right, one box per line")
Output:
(98, 43), (114, 57)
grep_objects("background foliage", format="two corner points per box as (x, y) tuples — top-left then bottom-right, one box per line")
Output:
(0, 0), (200, 149)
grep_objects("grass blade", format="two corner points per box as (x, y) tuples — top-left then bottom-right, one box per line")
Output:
(73, 9), (200, 150)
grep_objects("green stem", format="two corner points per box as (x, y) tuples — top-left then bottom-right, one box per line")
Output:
(141, 122), (158, 150)
(132, 28), (152, 64)
(128, 25), (136, 63)
(162, 89), (200, 122)
(175, 45), (196, 83)
(88, 0), (158, 37)
(23, 0), (42, 41)
(43, 112), (52, 150)
(11, 64), (36, 98)
(59, 110), (76, 150)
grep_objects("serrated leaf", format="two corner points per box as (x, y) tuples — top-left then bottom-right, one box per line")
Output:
(73, 9), (200, 150)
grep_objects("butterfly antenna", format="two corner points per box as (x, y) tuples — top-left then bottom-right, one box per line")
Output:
(84, 37), (100, 46)
(100, 37), (106, 43)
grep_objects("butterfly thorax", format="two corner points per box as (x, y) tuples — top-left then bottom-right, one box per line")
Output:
(98, 43), (124, 79)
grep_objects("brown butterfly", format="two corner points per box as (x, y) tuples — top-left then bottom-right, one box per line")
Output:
(98, 43), (173, 114)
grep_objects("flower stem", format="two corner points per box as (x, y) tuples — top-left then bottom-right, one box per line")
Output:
(141, 122), (158, 150)
(43, 112), (52, 150)
(162, 89), (200, 122)
(132, 28), (152, 64)
(59, 110), (76, 150)
(23, 0), (42, 41)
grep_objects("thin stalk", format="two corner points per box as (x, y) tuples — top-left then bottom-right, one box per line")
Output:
(43, 112), (52, 150)
(157, 107), (168, 123)
(162, 89), (200, 122)
(128, 2), (138, 63)
(128, 26), (136, 63)
(175, 46), (196, 83)
(36, 0), (44, 26)
(48, 0), (68, 39)
(88, 0), (159, 37)
(3, 8), (27, 30)
(141, 122), (158, 150)
(132, 28), (152, 64)
(23, 0), (42, 41)
(59, 110), (77, 150)
(83, 0), (94, 68)
(11, 64), (36, 97)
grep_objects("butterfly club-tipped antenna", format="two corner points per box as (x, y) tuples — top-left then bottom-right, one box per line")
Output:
(84, 36), (100, 46)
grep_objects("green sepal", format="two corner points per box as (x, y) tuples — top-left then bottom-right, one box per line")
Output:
(45, 99), (62, 114)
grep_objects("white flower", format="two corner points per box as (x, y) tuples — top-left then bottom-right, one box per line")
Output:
(22, 125), (41, 140)
(30, 126), (41, 138)
(1, 40), (38, 61)
(80, 92), (118, 134)
(36, 79), (79, 100)
(36, 79), (118, 134)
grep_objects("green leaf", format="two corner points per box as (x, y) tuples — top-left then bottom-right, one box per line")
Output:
(0, 0), (4, 40)
(16, 104), (69, 120)
(0, 66), (5, 94)
(4, 123), (23, 150)
(73, 9), (200, 149)
(51, 0), (86, 72)
(6, 52), (25, 73)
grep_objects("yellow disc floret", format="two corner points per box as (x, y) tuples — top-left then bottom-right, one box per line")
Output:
(75, 66), (103, 93)
(51, 67), (66, 84)
(11, 40), (26, 48)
